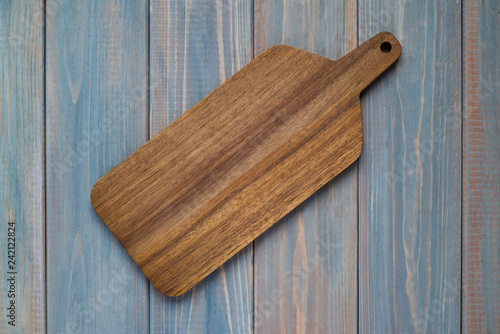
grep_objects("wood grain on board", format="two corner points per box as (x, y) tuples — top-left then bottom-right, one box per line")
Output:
(0, 1), (44, 332)
(463, 0), (500, 332)
(358, 1), (462, 333)
(91, 32), (401, 297)
(45, 1), (149, 332)
(5, 0), (500, 332)
(148, 0), (254, 332)
(252, 0), (359, 332)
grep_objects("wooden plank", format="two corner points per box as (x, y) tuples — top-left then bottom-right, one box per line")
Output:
(463, 0), (500, 332)
(0, 0), (44, 332)
(253, 1), (358, 332)
(358, 1), (462, 333)
(45, 1), (149, 332)
(149, 0), (253, 330)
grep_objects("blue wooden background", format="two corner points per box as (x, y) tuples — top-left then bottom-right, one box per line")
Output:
(0, 0), (498, 333)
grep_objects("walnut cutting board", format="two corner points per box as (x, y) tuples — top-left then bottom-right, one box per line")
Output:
(91, 32), (402, 296)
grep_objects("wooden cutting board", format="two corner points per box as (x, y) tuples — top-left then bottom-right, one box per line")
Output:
(91, 32), (402, 296)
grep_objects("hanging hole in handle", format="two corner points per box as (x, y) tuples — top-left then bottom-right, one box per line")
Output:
(380, 42), (392, 53)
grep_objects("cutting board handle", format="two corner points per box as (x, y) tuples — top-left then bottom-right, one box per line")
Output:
(339, 31), (402, 94)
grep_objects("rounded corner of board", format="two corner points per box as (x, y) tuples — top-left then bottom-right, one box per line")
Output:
(90, 178), (107, 220)
(262, 44), (295, 55)
(90, 181), (101, 207)
(153, 281), (190, 298)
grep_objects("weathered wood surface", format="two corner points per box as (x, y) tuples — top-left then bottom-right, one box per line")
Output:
(253, 0), (359, 333)
(0, 1), (44, 333)
(463, 0), (500, 332)
(358, 1), (462, 333)
(2, 0), (500, 333)
(45, 0), (149, 332)
(149, 0), (253, 332)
